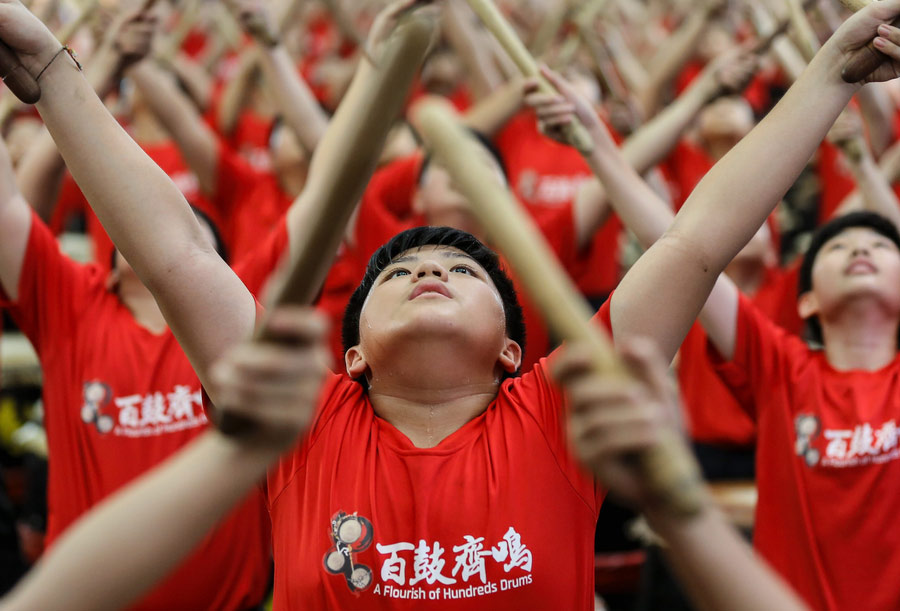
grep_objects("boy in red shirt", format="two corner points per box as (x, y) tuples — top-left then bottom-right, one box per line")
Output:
(12, 1), (898, 608)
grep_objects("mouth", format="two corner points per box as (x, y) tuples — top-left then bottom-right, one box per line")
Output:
(409, 282), (452, 300)
(845, 258), (878, 275)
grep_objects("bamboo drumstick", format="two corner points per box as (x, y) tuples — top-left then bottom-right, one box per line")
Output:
(217, 10), (436, 435)
(415, 102), (705, 517)
(464, 0), (595, 155)
(786, 0), (819, 62)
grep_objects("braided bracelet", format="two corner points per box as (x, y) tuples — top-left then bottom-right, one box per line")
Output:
(36, 45), (82, 81)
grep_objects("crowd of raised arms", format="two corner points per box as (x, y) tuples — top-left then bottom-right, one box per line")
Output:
(2, 0), (900, 609)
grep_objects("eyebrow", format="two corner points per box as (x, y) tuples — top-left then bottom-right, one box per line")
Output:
(389, 251), (478, 266)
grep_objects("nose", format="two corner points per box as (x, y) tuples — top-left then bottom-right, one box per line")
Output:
(412, 259), (448, 281)
(851, 244), (871, 257)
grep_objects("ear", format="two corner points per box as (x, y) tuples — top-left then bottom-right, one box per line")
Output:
(797, 290), (819, 321)
(497, 338), (523, 375)
(345, 345), (369, 379)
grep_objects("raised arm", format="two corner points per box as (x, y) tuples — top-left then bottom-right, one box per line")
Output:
(600, 3), (900, 362)
(16, 5), (156, 220)
(441, 0), (505, 98)
(530, 67), (742, 360)
(0, 0), (257, 389)
(528, 48), (757, 254)
(0, 307), (328, 611)
(0, 135), (33, 302)
(127, 58), (220, 197)
(637, 0), (723, 117)
(225, 0), (328, 154)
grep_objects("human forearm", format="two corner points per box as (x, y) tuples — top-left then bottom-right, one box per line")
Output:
(0, 432), (278, 611)
(14, 128), (65, 221)
(218, 48), (260, 137)
(622, 73), (717, 173)
(647, 505), (810, 611)
(35, 49), (254, 383)
(670, 46), (856, 273)
(639, 9), (714, 117)
(857, 82), (897, 156)
(442, 0), (504, 98)
(167, 52), (214, 111)
(848, 143), (900, 230)
(127, 59), (219, 195)
(461, 76), (524, 137)
(259, 45), (328, 154)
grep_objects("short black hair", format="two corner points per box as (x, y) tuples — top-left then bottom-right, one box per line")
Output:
(798, 211), (900, 342)
(416, 129), (508, 187)
(341, 226), (525, 386)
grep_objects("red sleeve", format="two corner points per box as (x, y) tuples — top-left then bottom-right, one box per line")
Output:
(232, 218), (290, 297)
(1, 211), (97, 354)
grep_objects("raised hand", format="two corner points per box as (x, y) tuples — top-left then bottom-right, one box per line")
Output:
(208, 307), (331, 450)
(0, 0), (63, 76)
(826, 0), (900, 83)
(552, 337), (688, 511)
(224, 0), (279, 47)
(523, 64), (604, 145)
(111, 5), (159, 69)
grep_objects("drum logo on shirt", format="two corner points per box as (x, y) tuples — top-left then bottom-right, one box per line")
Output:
(323, 511), (534, 601)
(795, 414), (900, 468)
(80, 381), (208, 437)
(323, 511), (375, 592)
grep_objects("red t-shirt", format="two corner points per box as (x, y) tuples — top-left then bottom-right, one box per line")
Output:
(711, 294), (900, 611)
(662, 139), (714, 211)
(1, 214), (271, 610)
(677, 265), (802, 446)
(495, 111), (623, 298)
(266, 360), (603, 609)
(213, 141), (292, 260)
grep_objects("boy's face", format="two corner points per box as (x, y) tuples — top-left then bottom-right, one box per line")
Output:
(802, 227), (900, 319)
(348, 245), (513, 374)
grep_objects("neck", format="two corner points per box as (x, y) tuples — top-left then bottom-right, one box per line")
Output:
(366, 339), (502, 448)
(821, 298), (899, 371)
(724, 259), (767, 296)
(117, 279), (168, 334)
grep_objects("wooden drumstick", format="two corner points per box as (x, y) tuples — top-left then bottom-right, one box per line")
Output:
(464, 0), (595, 155)
(0, 41), (41, 104)
(216, 10), (436, 435)
(786, 0), (819, 62)
(415, 102), (705, 517)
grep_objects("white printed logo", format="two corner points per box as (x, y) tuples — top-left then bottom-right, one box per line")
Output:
(105, 384), (207, 437)
(794, 413), (900, 468)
